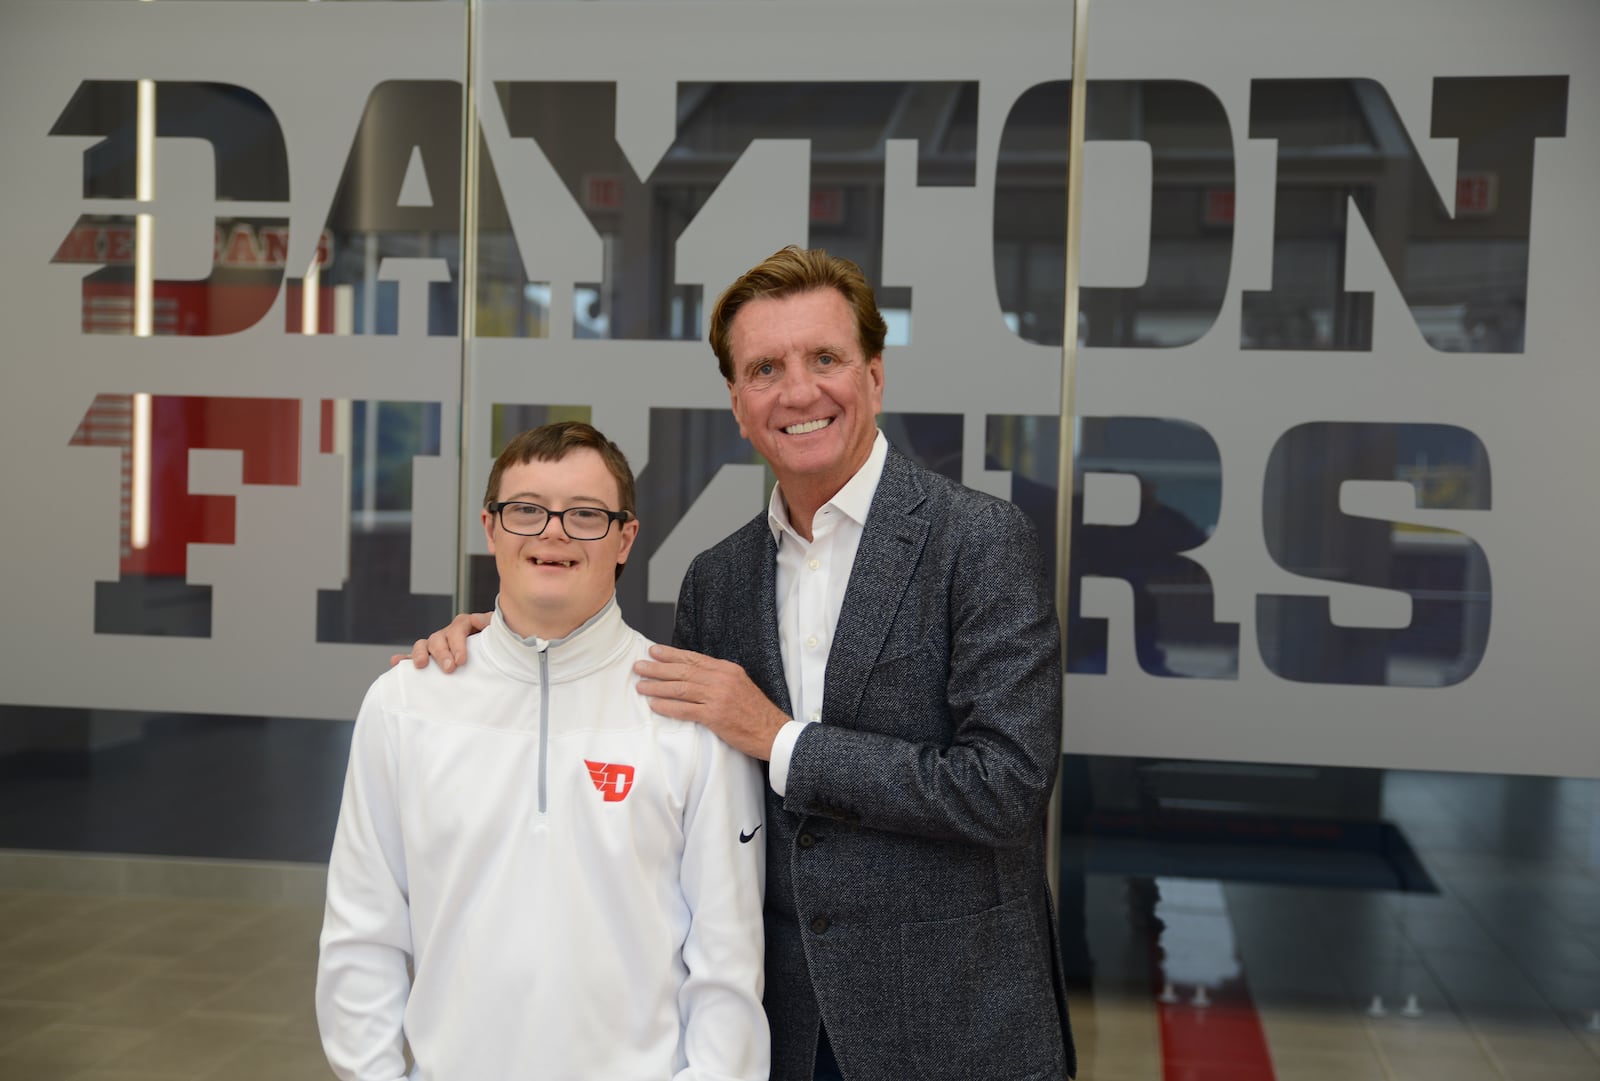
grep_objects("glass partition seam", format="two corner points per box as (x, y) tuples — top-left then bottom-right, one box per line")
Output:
(455, 0), (483, 609)
(1049, 0), (1091, 905)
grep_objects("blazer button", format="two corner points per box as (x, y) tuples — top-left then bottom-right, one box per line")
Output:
(810, 916), (831, 935)
(798, 832), (816, 848)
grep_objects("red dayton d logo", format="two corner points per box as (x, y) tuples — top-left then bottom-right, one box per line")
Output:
(585, 760), (636, 803)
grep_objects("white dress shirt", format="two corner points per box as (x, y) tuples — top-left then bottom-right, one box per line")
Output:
(766, 430), (889, 796)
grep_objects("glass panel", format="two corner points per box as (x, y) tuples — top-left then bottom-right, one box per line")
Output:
(67, 394), (301, 637)
(997, 79), (1236, 348)
(1259, 421), (1491, 687)
(0, 0), (470, 867)
(49, 80), (293, 337)
(467, 2), (1029, 644)
(1242, 77), (1568, 352)
(1, 5), (1596, 1081)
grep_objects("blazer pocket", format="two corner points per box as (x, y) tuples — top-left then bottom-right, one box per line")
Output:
(870, 641), (940, 676)
(855, 645), (946, 740)
(898, 895), (1063, 1080)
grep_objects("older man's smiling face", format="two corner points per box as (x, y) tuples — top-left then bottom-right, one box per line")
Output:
(726, 287), (884, 513)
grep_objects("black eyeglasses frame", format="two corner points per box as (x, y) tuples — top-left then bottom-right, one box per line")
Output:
(487, 501), (633, 540)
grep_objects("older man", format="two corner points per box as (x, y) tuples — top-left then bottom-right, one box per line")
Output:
(412, 250), (1074, 1081)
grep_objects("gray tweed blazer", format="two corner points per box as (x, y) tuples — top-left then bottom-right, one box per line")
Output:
(672, 446), (1076, 1081)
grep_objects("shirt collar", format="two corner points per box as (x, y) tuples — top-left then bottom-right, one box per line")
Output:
(497, 593), (617, 651)
(766, 429), (889, 544)
(482, 594), (633, 682)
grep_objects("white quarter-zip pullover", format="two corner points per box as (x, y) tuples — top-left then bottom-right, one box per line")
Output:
(317, 599), (768, 1081)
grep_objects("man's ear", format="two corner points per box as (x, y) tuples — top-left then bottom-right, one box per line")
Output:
(728, 379), (750, 440)
(481, 507), (497, 553)
(615, 517), (640, 566)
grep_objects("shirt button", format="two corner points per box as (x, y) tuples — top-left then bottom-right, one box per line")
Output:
(798, 832), (816, 848)
(809, 711), (820, 722)
(806, 635), (818, 649)
(808, 558), (820, 571)
(810, 916), (831, 935)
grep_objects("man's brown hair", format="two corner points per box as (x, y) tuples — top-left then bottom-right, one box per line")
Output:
(483, 421), (637, 579)
(708, 245), (888, 381)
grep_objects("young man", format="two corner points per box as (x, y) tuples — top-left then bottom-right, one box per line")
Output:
(318, 421), (768, 1081)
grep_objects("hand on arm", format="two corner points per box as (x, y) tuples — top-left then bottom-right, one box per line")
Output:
(634, 646), (790, 761)
(386, 611), (490, 671)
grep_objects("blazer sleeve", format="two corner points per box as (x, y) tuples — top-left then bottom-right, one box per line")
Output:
(782, 498), (1063, 847)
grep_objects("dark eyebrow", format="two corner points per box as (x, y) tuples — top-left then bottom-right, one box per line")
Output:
(500, 492), (614, 507)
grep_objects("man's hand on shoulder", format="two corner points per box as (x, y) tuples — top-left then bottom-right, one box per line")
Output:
(634, 645), (788, 760)
(387, 611), (491, 672)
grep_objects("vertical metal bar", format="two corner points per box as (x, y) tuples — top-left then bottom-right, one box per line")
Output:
(133, 78), (154, 340)
(131, 77), (156, 550)
(455, 0), (483, 608)
(1049, 0), (1091, 903)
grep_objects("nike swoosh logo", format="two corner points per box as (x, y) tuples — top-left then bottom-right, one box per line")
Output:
(739, 825), (762, 844)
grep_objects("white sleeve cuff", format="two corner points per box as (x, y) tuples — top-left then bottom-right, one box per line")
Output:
(766, 719), (812, 798)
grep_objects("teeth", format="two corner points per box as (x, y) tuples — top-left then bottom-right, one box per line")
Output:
(785, 418), (831, 435)
(534, 559), (573, 567)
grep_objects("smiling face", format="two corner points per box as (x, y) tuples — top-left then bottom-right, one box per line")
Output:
(726, 287), (885, 521)
(481, 447), (638, 639)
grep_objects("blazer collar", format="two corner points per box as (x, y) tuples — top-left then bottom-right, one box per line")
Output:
(765, 429), (890, 544)
(747, 523), (792, 715)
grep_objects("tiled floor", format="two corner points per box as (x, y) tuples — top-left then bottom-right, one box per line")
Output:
(0, 891), (329, 1081)
(0, 769), (1596, 1080)
(1066, 770), (1600, 1081)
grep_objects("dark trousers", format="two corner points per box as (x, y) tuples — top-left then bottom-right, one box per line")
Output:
(813, 1023), (846, 1081)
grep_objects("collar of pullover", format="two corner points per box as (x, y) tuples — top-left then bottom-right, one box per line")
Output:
(480, 596), (633, 683)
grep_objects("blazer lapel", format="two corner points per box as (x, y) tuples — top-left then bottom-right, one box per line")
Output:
(742, 523), (793, 715)
(822, 449), (929, 728)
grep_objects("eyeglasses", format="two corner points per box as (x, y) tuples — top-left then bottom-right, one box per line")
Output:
(488, 501), (632, 540)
